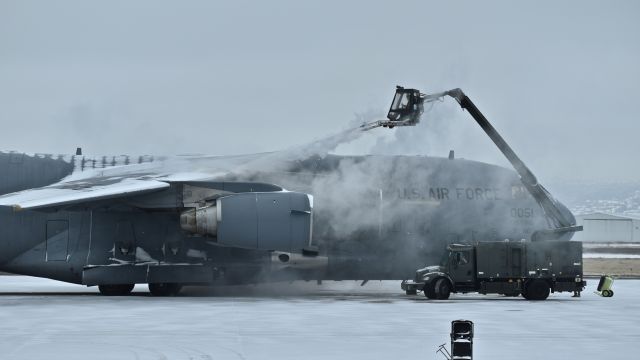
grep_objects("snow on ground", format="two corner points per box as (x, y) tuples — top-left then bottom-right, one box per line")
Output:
(583, 253), (640, 258)
(582, 243), (640, 248)
(0, 276), (638, 360)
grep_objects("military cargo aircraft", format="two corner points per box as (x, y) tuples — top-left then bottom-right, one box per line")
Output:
(0, 87), (579, 296)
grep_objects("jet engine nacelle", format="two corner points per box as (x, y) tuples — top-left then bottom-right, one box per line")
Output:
(180, 204), (219, 236)
(180, 192), (313, 253)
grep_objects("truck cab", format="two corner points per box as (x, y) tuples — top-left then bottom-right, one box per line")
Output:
(406, 244), (477, 299)
(446, 244), (475, 287)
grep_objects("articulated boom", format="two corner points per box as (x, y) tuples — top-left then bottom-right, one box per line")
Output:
(363, 86), (581, 240)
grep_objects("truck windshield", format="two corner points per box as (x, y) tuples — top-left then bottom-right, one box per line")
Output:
(439, 251), (450, 267)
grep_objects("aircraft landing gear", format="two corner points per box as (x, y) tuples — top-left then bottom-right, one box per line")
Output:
(98, 284), (135, 296)
(148, 283), (182, 296)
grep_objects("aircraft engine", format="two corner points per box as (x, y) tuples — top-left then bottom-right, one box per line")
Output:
(180, 191), (313, 253)
(180, 205), (218, 236)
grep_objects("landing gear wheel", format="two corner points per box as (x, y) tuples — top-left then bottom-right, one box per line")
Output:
(434, 278), (451, 300)
(602, 289), (614, 297)
(424, 283), (437, 299)
(406, 289), (417, 295)
(608, 290), (614, 297)
(98, 284), (135, 296)
(524, 280), (550, 300)
(148, 283), (182, 296)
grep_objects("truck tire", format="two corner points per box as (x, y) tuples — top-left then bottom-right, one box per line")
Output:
(434, 278), (451, 300)
(524, 279), (549, 300)
(424, 282), (437, 299)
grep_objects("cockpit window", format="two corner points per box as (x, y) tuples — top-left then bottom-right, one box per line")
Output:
(399, 93), (410, 108)
(391, 92), (403, 110)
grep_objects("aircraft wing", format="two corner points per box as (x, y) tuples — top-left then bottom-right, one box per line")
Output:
(0, 176), (170, 210)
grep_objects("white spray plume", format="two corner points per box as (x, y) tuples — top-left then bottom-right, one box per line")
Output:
(229, 125), (369, 176)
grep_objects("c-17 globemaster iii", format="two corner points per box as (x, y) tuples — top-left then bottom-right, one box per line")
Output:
(0, 87), (580, 296)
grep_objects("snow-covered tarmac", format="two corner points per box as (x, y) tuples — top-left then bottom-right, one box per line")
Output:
(0, 276), (637, 360)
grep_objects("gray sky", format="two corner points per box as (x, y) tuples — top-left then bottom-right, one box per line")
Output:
(1, 0), (638, 182)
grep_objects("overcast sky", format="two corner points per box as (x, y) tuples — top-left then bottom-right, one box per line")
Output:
(1, 1), (638, 182)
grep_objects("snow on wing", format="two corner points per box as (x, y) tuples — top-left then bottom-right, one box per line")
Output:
(0, 177), (170, 210)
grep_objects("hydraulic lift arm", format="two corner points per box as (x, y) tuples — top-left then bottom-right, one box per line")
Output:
(363, 87), (582, 239)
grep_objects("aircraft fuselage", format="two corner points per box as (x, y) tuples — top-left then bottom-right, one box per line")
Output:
(0, 151), (568, 285)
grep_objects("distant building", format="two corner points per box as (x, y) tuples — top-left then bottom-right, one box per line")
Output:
(572, 212), (640, 242)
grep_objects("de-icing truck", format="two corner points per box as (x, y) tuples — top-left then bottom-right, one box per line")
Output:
(364, 86), (586, 300)
(401, 240), (585, 300)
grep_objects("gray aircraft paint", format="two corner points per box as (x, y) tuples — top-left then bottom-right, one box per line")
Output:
(0, 150), (564, 286)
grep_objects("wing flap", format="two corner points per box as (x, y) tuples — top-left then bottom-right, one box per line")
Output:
(0, 178), (170, 210)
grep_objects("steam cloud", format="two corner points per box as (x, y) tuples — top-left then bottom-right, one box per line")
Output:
(222, 103), (547, 270)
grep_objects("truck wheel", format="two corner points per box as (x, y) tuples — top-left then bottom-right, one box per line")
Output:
(525, 280), (549, 300)
(434, 278), (451, 300)
(424, 283), (437, 299)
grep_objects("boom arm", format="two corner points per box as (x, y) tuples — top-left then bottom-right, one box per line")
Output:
(364, 87), (582, 239)
(443, 89), (579, 235)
